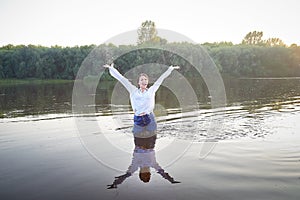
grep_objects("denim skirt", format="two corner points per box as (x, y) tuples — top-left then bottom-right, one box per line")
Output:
(132, 113), (157, 136)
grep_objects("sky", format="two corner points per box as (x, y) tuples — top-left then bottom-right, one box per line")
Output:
(0, 0), (299, 47)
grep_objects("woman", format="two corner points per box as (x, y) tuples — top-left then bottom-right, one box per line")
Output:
(103, 63), (180, 137)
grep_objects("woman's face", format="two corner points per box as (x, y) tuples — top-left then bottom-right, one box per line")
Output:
(138, 75), (148, 90)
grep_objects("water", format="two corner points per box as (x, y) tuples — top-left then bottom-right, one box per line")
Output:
(0, 82), (73, 119)
(0, 77), (300, 199)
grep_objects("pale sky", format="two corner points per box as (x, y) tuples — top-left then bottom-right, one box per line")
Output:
(0, 0), (299, 47)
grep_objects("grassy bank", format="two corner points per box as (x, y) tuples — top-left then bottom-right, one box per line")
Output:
(0, 79), (74, 86)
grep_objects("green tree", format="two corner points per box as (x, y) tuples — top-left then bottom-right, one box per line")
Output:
(264, 38), (286, 47)
(137, 20), (162, 45)
(242, 31), (264, 45)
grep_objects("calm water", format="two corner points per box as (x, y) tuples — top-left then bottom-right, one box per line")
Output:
(1, 77), (300, 120)
(1, 77), (300, 200)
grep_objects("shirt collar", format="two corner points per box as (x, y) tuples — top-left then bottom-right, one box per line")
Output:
(139, 88), (148, 93)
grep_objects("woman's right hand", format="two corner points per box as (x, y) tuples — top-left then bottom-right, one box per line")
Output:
(170, 65), (180, 70)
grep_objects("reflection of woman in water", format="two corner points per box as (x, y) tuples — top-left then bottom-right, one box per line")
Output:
(103, 63), (179, 137)
(107, 134), (180, 189)
(103, 63), (180, 189)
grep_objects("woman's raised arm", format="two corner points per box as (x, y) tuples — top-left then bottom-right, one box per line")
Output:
(103, 63), (136, 93)
(150, 65), (180, 93)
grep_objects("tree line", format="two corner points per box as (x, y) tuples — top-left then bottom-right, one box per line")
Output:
(204, 43), (300, 77)
(0, 32), (299, 79)
(0, 44), (95, 79)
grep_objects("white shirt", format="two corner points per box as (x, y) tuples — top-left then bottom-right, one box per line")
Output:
(126, 148), (162, 174)
(108, 66), (174, 115)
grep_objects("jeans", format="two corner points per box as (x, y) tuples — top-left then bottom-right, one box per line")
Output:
(132, 113), (157, 136)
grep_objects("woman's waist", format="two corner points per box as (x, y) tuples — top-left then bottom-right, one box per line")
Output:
(135, 112), (151, 116)
(134, 109), (154, 116)
(133, 112), (155, 119)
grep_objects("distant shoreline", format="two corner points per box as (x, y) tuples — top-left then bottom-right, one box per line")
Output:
(1, 76), (300, 86)
(238, 77), (300, 80)
(0, 79), (73, 86)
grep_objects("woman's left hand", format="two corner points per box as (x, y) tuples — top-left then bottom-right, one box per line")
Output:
(103, 63), (114, 68)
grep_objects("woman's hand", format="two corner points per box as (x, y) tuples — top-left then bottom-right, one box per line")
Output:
(170, 65), (180, 70)
(103, 63), (114, 68)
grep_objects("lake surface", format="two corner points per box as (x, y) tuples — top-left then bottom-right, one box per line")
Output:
(0, 77), (300, 200)
(1, 77), (300, 120)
